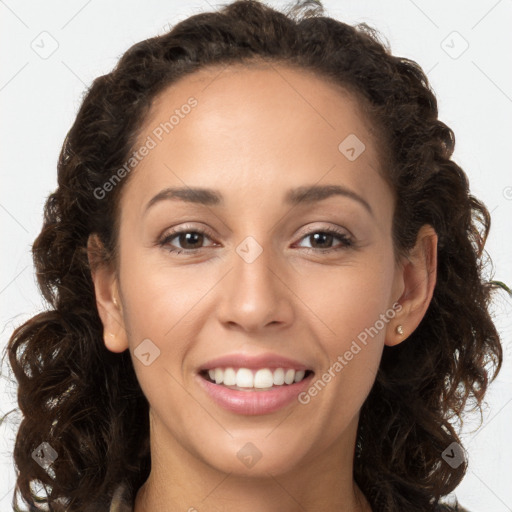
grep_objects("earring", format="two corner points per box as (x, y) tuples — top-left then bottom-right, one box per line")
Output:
(109, 333), (115, 338)
(396, 325), (404, 335)
(113, 297), (118, 306)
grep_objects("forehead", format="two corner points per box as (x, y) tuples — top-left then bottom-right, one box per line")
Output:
(144, 62), (375, 146)
(120, 63), (387, 215)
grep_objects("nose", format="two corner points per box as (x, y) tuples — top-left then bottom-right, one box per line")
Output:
(215, 237), (294, 333)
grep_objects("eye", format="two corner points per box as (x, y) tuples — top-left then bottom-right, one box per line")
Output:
(158, 226), (217, 254)
(157, 226), (354, 255)
(295, 228), (353, 253)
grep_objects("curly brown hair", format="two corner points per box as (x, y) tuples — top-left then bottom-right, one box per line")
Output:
(2, 0), (506, 511)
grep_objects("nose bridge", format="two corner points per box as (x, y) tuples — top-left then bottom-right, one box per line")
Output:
(233, 232), (279, 301)
(217, 231), (292, 330)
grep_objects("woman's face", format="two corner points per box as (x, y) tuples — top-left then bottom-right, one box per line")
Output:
(97, 63), (412, 478)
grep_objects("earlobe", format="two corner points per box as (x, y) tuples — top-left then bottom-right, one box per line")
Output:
(87, 233), (129, 353)
(385, 224), (438, 347)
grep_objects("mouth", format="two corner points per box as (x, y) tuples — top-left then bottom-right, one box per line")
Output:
(195, 352), (316, 414)
(196, 366), (316, 415)
(198, 367), (315, 391)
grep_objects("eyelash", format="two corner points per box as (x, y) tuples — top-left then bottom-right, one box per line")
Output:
(157, 225), (354, 255)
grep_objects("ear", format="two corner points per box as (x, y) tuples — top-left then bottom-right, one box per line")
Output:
(87, 233), (129, 353)
(385, 224), (438, 347)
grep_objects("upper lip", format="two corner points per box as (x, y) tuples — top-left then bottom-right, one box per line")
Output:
(198, 352), (313, 372)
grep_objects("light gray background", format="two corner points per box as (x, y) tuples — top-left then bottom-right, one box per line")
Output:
(1, 0), (511, 510)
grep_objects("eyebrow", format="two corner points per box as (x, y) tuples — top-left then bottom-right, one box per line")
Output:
(143, 184), (373, 217)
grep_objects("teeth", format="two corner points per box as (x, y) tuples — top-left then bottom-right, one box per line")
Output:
(253, 369), (273, 388)
(237, 368), (254, 388)
(294, 370), (305, 383)
(204, 367), (310, 388)
(223, 367), (236, 386)
(273, 368), (285, 385)
(284, 368), (295, 384)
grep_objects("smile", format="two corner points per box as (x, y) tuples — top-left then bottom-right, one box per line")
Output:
(196, 368), (315, 415)
(200, 367), (313, 390)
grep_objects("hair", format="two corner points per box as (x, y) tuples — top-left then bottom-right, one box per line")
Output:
(2, 0), (507, 510)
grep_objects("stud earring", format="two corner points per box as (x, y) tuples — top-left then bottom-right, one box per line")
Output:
(396, 325), (404, 335)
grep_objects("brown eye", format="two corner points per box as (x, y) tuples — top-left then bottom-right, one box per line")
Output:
(173, 232), (204, 250)
(158, 228), (216, 254)
(296, 229), (353, 253)
(158, 226), (353, 256)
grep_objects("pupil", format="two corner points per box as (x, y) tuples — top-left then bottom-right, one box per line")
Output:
(312, 233), (332, 248)
(181, 232), (202, 248)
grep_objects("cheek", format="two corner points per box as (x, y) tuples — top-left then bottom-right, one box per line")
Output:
(119, 243), (203, 337)
(297, 267), (392, 418)
(116, 251), (193, 398)
(297, 253), (395, 338)
(118, 256), (196, 406)
(293, 251), (395, 397)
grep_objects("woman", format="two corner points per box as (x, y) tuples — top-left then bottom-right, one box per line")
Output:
(4, 0), (506, 511)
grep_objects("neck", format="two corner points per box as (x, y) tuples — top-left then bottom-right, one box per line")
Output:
(135, 477), (371, 512)
(133, 412), (372, 512)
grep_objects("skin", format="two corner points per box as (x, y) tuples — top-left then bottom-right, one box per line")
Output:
(88, 63), (437, 512)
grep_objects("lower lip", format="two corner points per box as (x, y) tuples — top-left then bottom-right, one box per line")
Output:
(196, 372), (315, 415)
